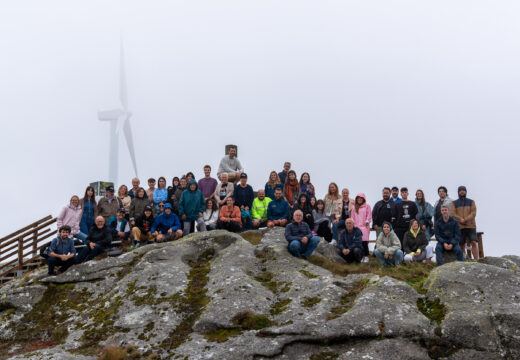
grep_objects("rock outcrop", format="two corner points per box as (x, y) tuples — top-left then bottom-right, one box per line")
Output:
(0, 228), (519, 359)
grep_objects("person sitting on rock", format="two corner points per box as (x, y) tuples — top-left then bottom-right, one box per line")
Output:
(233, 173), (254, 231)
(285, 210), (320, 259)
(132, 205), (155, 245)
(108, 208), (131, 245)
(217, 197), (242, 233)
(293, 193), (314, 230)
(435, 205), (463, 265)
(374, 221), (404, 267)
(267, 188), (290, 228)
(312, 199), (332, 242)
(403, 219), (433, 264)
(217, 146), (243, 184)
(75, 216), (112, 263)
(178, 179), (206, 235)
(151, 203), (183, 242)
(338, 219), (363, 264)
(251, 189), (272, 229)
(47, 225), (77, 275)
(214, 172), (234, 208)
(201, 198), (219, 231)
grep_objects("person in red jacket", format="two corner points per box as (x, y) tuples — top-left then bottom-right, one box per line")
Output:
(217, 197), (242, 233)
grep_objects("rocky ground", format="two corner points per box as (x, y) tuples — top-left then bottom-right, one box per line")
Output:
(0, 228), (519, 359)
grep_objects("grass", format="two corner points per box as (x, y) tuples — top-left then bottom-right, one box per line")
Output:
(241, 231), (264, 245)
(97, 345), (159, 359)
(270, 298), (292, 315)
(327, 279), (369, 320)
(417, 297), (447, 336)
(203, 328), (243, 343)
(231, 310), (273, 330)
(301, 296), (321, 308)
(299, 269), (319, 279)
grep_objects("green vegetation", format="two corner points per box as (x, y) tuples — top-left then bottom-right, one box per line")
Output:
(231, 310), (273, 330)
(270, 298), (292, 315)
(97, 345), (159, 359)
(203, 328), (243, 343)
(159, 248), (214, 350)
(253, 271), (291, 294)
(417, 297), (447, 336)
(241, 231), (264, 245)
(327, 280), (368, 320)
(309, 351), (339, 360)
(301, 296), (321, 308)
(299, 269), (319, 279)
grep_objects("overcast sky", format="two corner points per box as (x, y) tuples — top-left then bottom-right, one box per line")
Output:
(1, 1), (519, 256)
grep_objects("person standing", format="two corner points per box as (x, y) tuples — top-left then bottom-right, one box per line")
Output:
(392, 187), (418, 242)
(285, 210), (320, 259)
(265, 171), (282, 200)
(338, 219), (363, 264)
(332, 188), (354, 245)
(153, 177), (168, 211)
(129, 187), (155, 220)
(433, 186), (452, 224)
(145, 178), (156, 199)
(57, 195), (87, 243)
(217, 146), (243, 184)
(415, 189), (434, 240)
(47, 226), (77, 275)
(450, 186), (478, 260)
(371, 187), (395, 238)
(324, 182), (342, 223)
(233, 173), (254, 230)
(173, 177), (188, 213)
(178, 179), (206, 235)
(278, 162), (291, 187)
(198, 165), (218, 201)
(117, 185), (132, 215)
(350, 193), (372, 262)
(80, 186), (97, 236)
(299, 172), (315, 199)
(435, 205), (463, 265)
(251, 189), (272, 229)
(97, 186), (122, 223)
(284, 170), (300, 209)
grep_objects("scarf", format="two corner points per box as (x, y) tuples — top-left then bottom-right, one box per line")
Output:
(285, 179), (299, 203)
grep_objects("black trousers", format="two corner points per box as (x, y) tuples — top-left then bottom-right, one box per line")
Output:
(217, 220), (241, 233)
(317, 221), (332, 242)
(47, 257), (75, 275)
(339, 247), (363, 263)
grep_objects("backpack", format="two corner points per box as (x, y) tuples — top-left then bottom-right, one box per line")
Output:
(40, 242), (51, 259)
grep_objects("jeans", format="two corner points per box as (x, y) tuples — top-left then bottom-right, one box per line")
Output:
(332, 219), (346, 241)
(374, 249), (404, 267)
(74, 232), (88, 244)
(183, 217), (206, 236)
(435, 242), (463, 265)
(288, 236), (320, 258)
(75, 244), (105, 264)
(241, 209), (252, 231)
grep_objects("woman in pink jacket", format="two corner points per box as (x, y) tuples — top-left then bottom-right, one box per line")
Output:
(57, 195), (87, 243)
(350, 193), (372, 262)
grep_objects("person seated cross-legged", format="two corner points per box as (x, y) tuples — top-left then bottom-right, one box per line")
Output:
(47, 225), (77, 275)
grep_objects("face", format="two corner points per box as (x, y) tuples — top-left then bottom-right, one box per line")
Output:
(158, 202), (165, 210)
(120, 185), (127, 195)
(441, 207), (449, 217)
(165, 207), (171, 214)
(206, 200), (214, 209)
(411, 221), (419, 231)
(106, 190), (114, 198)
(288, 172), (296, 180)
(180, 179), (187, 187)
(95, 217), (105, 228)
(459, 189), (467, 197)
(132, 179), (139, 188)
(329, 184), (336, 194)
(117, 211), (125, 219)
(342, 189), (349, 200)
(204, 167), (211, 177)
(383, 189), (390, 201)
(392, 189), (398, 198)
(293, 211), (303, 223)
(240, 177), (247, 186)
(258, 190), (265, 200)
(438, 188), (447, 198)
(299, 196), (307, 205)
(137, 189), (145, 198)
(87, 188), (94, 197)
(187, 174), (193, 181)
(149, 180), (156, 188)
(345, 220), (354, 232)
(229, 148), (237, 157)
(60, 230), (70, 239)
(274, 189), (282, 200)
(401, 190), (408, 200)
(317, 202), (324, 210)
(226, 197), (234, 206)
(270, 172), (277, 181)
(310, 197), (316, 206)
(283, 162), (290, 171)
(71, 196), (79, 206)
(383, 224), (391, 235)
(159, 178), (166, 188)
(190, 183), (197, 191)
(356, 197), (364, 204)
(173, 179), (179, 186)
(144, 210), (152, 217)
(416, 191), (423, 200)
(302, 174), (309, 183)
(221, 174), (228, 183)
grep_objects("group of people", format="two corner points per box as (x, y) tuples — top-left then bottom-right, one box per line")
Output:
(47, 147), (478, 275)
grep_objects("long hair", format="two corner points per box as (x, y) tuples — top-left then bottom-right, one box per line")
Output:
(354, 195), (366, 214)
(135, 187), (146, 199)
(205, 198), (218, 219)
(325, 182), (339, 200)
(416, 189), (426, 211)
(158, 176), (167, 189)
(82, 186), (97, 206)
(316, 199), (326, 214)
(118, 185), (128, 197)
(299, 172), (311, 185)
(267, 171), (281, 188)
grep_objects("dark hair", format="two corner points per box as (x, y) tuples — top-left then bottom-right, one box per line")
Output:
(416, 189), (425, 211)
(172, 177), (180, 185)
(205, 198), (218, 219)
(299, 172), (311, 185)
(400, 187), (408, 192)
(59, 225), (72, 233)
(158, 177), (167, 189)
(204, 165), (211, 170)
(83, 186), (97, 206)
(316, 199), (325, 214)
(148, 178), (156, 183)
(309, 196), (317, 209)
(383, 187), (391, 192)
(135, 187), (145, 199)
(298, 193), (308, 203)
(186, 172), (195, 181)
(438, 186), (448, 194)
(274, 187), (283, 193)
(391, 186), (399, 191)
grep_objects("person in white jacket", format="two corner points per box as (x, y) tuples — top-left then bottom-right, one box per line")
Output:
(200, 198), (219, 231)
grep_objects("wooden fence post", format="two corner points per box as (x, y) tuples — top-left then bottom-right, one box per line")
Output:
(17, 236), (23, 276)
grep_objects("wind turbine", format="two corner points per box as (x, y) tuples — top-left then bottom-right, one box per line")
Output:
(98, 38), (139, 185)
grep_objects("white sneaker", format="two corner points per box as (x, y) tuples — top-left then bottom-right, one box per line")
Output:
(362, 256), (369, 263)
(330, 239), (337, 246)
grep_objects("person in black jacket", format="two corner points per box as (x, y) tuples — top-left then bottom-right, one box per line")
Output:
(338, 219), (363, 263)
(392, 187), (418, 242)
(402, 220), (433, 264)
(372, 187), (395, 238)
(75, 216), (112, 264)
(233, 173), (254, 230)
(293, 193), (314, 229)
(435, 205), (463, 265)
(131, 205), (155, 245)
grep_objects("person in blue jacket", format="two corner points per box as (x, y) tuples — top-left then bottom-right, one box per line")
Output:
(151, 203), (183, 242)
(108, 208), (131, 244)
(267, 188), (290, 228)
(285, 210), (320, 259)
(233, 173), (254, 230)
(153, 176), (169, 211)
(179, 179), (206, 235)
(435, 205), (463, 265)
(338, 219), (363, 263)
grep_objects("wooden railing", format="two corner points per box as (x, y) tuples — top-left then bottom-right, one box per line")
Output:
(0, 215), (57, 280)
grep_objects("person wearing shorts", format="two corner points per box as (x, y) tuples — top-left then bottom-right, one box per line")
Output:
(450, 186), (478, 260)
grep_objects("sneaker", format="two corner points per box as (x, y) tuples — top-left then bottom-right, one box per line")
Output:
(330, 239), (337, 246)
(362, 256), (369, 263)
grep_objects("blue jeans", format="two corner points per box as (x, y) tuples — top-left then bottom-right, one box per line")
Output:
(289, 236), (320, 258)
(74, 232), (88, 244)
(435, 242), (463, 265)
(332, 219), (346, 240)
(374, 249), (404, 267)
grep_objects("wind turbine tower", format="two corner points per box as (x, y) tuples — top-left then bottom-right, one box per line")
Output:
(98, 38), (139, 185)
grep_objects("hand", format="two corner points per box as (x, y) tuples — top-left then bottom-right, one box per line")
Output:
(89, 242), (96, 250)
(384, 253), (389, 259)
(181, 214), (186, 220)
(460, 218), (466, 224)
(118, 231), (125, 237)
(333, 218), (339, 224)
(342, 249), (350, 255)
(421, 225), (426, 231)
(198, 212), (203, 217)
(301, 237), (308, 244)
(168, 229), (173, 234)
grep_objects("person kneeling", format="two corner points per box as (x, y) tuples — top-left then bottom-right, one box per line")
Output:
(151, 203), (183, 242)
(403, 219), (433, 264)
(338, 219), (363, 264)
(217, 197), (242, 233)
(435, 205), (463, 265)
(47, 225), (77, 275)
(374, 222), (404, 267)
(285, 210), (320, 259)
(75, 216), (112, 264)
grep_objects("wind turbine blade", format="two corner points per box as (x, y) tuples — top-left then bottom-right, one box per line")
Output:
(122, 117), (138, 177)
(98, 109), (124, 121)
(119, 37), (128, 111)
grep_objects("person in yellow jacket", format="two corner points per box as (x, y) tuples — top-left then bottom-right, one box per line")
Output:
(251, 189), (272, 229)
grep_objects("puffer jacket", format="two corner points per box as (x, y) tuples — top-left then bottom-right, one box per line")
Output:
(450, 197), (477, 229)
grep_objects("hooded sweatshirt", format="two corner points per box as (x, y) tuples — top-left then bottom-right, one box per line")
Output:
(179, 179), (206, 221)
(350, 194), (372, 241)
(151, 211), (182, 234)
(57, 204), (83, 236)
(402, 226), (428, 254)
(375, 229), (401, 255)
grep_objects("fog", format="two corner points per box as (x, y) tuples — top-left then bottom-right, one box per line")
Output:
(1, 1), (519, 256)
